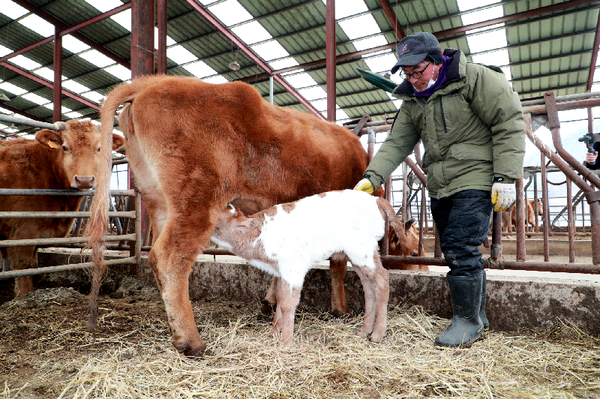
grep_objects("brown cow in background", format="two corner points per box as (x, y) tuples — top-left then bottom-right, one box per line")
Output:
(87, 75), (382, 357)
(502, 198), (543, 232)
(0, 120), (124, 296)
(389, 219), (428, 271)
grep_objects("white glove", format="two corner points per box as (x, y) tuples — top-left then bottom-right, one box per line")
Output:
(491, 182), (516, 212)
(354, 178), (374, 194)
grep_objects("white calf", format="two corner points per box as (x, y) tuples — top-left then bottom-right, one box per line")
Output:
(211, 189), (407, 347)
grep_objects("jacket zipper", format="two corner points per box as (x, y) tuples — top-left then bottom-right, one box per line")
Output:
(439, 97), (448, 133)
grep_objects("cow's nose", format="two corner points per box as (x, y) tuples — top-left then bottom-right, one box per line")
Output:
(74, 175), (95, 189)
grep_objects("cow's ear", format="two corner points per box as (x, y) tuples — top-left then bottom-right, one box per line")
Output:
(112, 134), (125, 151)
(36, 129), (62, 149)
(404, 218), (415, 231)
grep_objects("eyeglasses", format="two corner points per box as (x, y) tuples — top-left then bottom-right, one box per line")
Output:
(400, 62), (431, 80)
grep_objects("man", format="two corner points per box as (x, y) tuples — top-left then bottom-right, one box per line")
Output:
(354, 32), (526, 347)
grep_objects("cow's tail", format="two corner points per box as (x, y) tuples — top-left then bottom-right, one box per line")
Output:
(376, 197), (408, 250)
(85, 79), (143, 332)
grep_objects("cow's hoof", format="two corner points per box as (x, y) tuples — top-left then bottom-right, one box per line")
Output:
(175, 342), (206, 358)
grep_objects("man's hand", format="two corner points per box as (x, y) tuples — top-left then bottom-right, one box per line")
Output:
(586, 151), (598, 164)
(354, 178), (374, 194)
(491, 182), (516, 212)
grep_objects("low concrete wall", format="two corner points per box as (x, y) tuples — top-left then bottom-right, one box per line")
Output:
(134, 255), (600, 336)
(32, 250), (600, 336)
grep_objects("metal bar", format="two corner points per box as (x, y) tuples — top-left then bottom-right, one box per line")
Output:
(0, 257), (136, 280)
(380, 255), (600, 274)
(0, 211), (135, 219)
(326, 0), (336, 122)
(0, 114), (57, 130)
(53, 26), (62, 122)
(567, 177), (575, 263)
(587, 9), (600, 91)
(516, 177), (526, 261)
(0, 189), (136, 196)
(0, 234), (136, 248)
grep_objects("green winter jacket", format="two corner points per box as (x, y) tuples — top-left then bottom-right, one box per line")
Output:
(364, 49), (526, 199)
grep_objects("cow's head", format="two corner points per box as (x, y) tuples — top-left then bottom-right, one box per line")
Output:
(389, 218), (422, 257)
(35, 120), (125, 190)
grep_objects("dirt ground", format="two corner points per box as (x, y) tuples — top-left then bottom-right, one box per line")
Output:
(1, 275), (599, 399)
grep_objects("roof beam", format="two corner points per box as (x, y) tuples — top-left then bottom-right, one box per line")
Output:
(11, 0), (131, 69)
(0, 62), (100, 110)
(377, 0), (405, 40)
(183, 0), (325, 120)
(587, 9), (600, 91)
(241, 0), (600, 84)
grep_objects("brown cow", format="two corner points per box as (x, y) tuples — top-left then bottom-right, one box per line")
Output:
(389, 219), (428, 271)
(87, 75), (377, 356)
(502, 198), (543, 232)
(0, 120), (124, 296)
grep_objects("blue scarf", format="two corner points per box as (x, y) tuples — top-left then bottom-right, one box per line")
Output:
(413, 55), (452, 97)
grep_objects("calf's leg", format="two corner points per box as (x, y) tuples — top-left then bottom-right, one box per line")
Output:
(272, 277), (302, 348)
(353, 252), (389, 343)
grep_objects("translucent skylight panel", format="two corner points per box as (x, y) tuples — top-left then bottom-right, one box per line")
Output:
(104, 64), (131, 81)
(461, 5), (503, 32)
(298, 86), (327, 101)
(66, 111), (84, 119)
(62, 80), (89, 94)
(284, 73), (318, 89)
(232, 21), (272, 45)
(62, 35), (90, 53)
(86, 0), (123, 13)
(81, 91), (104, 103)
(338, 14), (381, 40)
(209, 0), (252, 26)
(198, 0), (220, 5)
(43, 104), (72, 114)
(352, 35), (388, 51)
(310, 99), (327, 111)
(18, 14), (55, 37)
(471, 51), (509, 67)
(268, 57), (299, 70)
(167, 45), (197, 64)
(2, 1), (28, 19)
(457, 0), (501, 12)
(9, 55), (41, 70)
(0, 45), (12, 57)
(32, 68), (55, 82)
(183, 61), (218, 78)
(0, 82), (27, 96)
(364, 52), (397, 74)
(78, 49), (115, 68)
(203, 75), (229, 84)
(22, 93), (48, 105)
(466, 30), (507, 52)
(153, 29), (177, 50)
(111, 9), (131, 31)
(252, 41), (290, 61)
(321, 0), (367, 19)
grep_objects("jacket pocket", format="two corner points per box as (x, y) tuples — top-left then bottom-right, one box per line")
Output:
(450, 143), (493, 161)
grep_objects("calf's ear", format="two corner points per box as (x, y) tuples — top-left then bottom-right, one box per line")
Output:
(35, 129), (62, 149)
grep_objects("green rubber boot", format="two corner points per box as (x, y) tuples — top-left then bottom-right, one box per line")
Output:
(435, 270), (485, 348)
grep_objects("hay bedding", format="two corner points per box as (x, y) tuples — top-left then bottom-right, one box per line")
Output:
(0, 278), (599, 399)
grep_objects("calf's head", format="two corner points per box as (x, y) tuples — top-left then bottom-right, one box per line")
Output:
(36, 120), (125, 190)
(389, 218), (421, 257)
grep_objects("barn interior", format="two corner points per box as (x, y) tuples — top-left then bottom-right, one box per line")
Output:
(1, 1), (600, 396)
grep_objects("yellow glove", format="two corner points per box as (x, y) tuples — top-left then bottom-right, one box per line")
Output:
(354, 178), (374, 194)
(491, 182), (516, 212)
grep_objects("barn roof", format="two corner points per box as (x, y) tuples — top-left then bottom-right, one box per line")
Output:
(0, 0), (599, 137)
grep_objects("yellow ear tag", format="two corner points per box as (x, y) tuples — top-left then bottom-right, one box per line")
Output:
(48, 141), (59, 149)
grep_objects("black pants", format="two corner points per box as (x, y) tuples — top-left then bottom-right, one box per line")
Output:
(430, 190), (493, 277)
